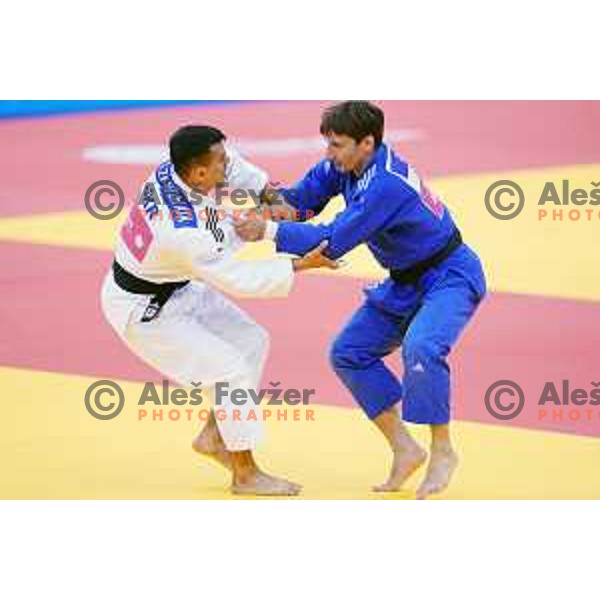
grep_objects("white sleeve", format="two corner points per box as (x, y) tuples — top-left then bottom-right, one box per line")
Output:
(192, 252), (294, 298)
(178, 229), (294, 298)
(225, 145), (269, 196)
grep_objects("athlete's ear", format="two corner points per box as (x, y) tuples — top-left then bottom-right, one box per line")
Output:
(359, 134), (375, 152)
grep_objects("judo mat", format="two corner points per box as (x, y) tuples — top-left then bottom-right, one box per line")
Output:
(1, 100), (599, 499)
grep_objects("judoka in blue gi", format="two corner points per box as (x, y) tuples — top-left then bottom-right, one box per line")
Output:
(235, 102), (487, 498)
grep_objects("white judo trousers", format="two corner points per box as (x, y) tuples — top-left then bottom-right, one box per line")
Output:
(100, 147), (293, 451)
(101, 275), (270, 451)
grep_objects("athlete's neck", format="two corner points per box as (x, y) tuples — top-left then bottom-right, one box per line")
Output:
(352, 148), (376, 177)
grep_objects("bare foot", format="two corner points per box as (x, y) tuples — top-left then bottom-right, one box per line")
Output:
(232, 471), (302, 496)
(416, 447), (458, 499)
(373, 445), (427, 492)
(192, 434), (232, 471)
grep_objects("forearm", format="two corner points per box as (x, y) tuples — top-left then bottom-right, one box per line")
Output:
(266, 220), (330, 256)
(194, 254), (294, 298)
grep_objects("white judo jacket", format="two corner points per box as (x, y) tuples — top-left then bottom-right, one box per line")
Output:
(103, 147), (294, 334)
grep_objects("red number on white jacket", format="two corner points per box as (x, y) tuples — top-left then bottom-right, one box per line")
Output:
(120, 205), (154, 262)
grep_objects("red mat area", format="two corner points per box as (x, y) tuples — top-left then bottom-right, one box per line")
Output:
(2, 101), (600, 217)
(1, 240), (598, 437)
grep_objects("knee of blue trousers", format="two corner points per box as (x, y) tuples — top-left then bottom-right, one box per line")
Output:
(329, 336), (401, 419)
(401, 334), (451, 424)
(329, 334), (364, 372)
(402, 332), (449, 369)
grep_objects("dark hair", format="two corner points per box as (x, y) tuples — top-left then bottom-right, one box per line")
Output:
(320, 101), (384, 147)
(169, 125), (226, 176)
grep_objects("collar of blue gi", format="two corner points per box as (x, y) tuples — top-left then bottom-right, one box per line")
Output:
(355, 142), (388, 178)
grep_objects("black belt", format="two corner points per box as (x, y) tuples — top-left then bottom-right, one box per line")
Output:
(390, 229), (463, 286)
(112, 261), (190, 322)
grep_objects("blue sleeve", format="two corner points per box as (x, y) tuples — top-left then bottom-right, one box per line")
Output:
(276, 178), (411, 258)
(275, 221), (331, 256)
(279, 159), (343, 221)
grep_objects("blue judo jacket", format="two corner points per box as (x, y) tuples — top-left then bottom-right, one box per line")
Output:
(274, 143), (486, 314)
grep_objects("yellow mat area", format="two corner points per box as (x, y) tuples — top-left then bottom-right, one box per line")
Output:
(0, 164), (598, 301)
(2, 367), (599, 499)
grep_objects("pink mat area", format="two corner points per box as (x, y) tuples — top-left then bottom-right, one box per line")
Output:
(1, 240), (598, 437)
(1, 101), (600, 217)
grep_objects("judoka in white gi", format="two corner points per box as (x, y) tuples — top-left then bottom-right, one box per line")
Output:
(101, 125), (336, 495)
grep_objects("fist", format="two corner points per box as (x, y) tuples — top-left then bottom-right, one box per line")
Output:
(234, 219), (267, 242)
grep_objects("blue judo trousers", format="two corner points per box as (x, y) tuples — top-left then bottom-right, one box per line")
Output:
(274, 143), (487, 424)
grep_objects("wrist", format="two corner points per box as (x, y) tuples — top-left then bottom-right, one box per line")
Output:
(264, 220), (279, 241)
(260, 187), (278, 205)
